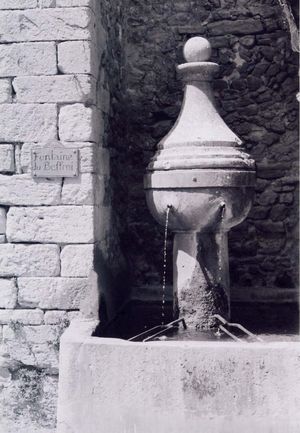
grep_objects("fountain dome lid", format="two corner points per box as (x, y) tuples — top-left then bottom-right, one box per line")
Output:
(146, 36), (256, 174)
(152, 36), (245, 154)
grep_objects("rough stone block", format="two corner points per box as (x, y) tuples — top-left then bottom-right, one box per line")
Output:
(59, 104), (102, 142)
(56, 0), (96, 7)
(44, 311), (68, 325)
(61, 244), (94, 277)
(61, 174), (104, 205)
(0, 8), (95, 42)
(207, 19), (264, 36)
(18, 277), (89, 309)
(0, 0), (37, 8)
(0, 104), (57, 142)
(0, 309), (44, 325)
(13, 75), (96, 104)
(78, 145), (99, 173)
(0, 42), (57, 77)
(0, 244), (60, 277)
(40, 0), (56, 6)
(40, 0), (97, 6)
(0, 235), (6, 243)
(68, 311), (80, 322)
(0, 79), (11, 103)
(0, 174), (61, 206)
(0, 208), (6, 234)
(62, 142), (104, 174)
(3, 324), (63, 369)
(58, 41), (99, 76)
(0, 279), (17, 308)
(0, 145), (14, 173)
(7, 206), (94, 243)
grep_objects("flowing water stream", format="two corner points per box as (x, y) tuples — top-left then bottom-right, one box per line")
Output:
(161, 205), (171, 325)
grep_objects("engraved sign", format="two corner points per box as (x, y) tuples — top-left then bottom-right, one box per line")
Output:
(31, 147), (79, 178)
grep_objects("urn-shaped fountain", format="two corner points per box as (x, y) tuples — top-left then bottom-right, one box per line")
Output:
(144, 37), (256, 329)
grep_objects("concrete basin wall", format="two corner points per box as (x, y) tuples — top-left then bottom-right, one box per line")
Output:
(57, 320), (300, 433)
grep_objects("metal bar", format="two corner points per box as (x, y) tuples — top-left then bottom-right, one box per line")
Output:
(143, 318), (187, 342)
(228, 323), (264, 342)
(213, 314), (264, 342)
(128, 325), (164, 342)
(219, 325), (244, 343)
(129, 318), (187, 342)
(143, 325), (174, 342)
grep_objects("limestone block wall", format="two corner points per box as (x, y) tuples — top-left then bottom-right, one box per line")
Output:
(0, 1), (115, 430)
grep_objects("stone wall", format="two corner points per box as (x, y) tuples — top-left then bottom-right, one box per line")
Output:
(0, 1), (120, 431)
(120, 0), (299, 312)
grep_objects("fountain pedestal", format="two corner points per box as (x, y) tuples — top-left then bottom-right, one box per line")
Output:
(144, 37), (256, 329)
(173, 231), (229, 329)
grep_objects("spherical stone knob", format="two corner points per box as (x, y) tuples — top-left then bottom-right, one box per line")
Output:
(183, 37), (212, 63)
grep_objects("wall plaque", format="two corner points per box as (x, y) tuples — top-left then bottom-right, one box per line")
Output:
(31, 147), (79, 178)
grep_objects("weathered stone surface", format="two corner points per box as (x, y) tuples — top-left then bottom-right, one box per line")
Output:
(0, 79), (11, 103)
(0, 244), (60, 277)
(0, 309), (44, 325)
(257, 189), (277, 206)
(207, 19), (264, 36)
(7, 206), (94, 243)
(3, 324), (63, 369)
(62, 174), (105, 205)
(78, 145), (99, 173)
(44, 311), (68, 325)
(61, 174), (94, 205)
(59, 104), (102, 142)
(0, 104), (57, 142)
(0, 175), (61, 206)
(0, 208), (6, 234)
(0, 234), (6, 243)
(20, 142), (99, 174)
(270, 204), (288, 222)
(56, 0), (96, 7)
(57, 321), (300, 433)
(61, 244), (94, 277)
(58, 41), (99, 76)
(67, 311), (80, 322)
(13, 75), (96, 104)
(279, 193), (293, 204)
(0, 8), (95, 42)
(40, 0), (57, 6)
(40, 0), (96, 7)
(18, 277), (89, 309)
(6, 206), (94, 244)
(0, 145), (14, 173)
(0, 279), (17, 308)
(0, 0), (37, 8)
(0, 42), (57, 77)
(0, 369), (58, 432)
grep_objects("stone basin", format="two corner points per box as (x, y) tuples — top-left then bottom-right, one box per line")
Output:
(57, 320), (300, 433)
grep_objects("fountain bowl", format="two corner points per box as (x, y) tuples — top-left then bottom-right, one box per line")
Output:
(145, 183), (254, 233)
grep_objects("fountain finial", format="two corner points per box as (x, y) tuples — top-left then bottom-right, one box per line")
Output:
(183, 36), (212, 62)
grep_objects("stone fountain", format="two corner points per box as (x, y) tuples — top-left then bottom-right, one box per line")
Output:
(145, 36), (256, 329)
(56, 37), (300, 433)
